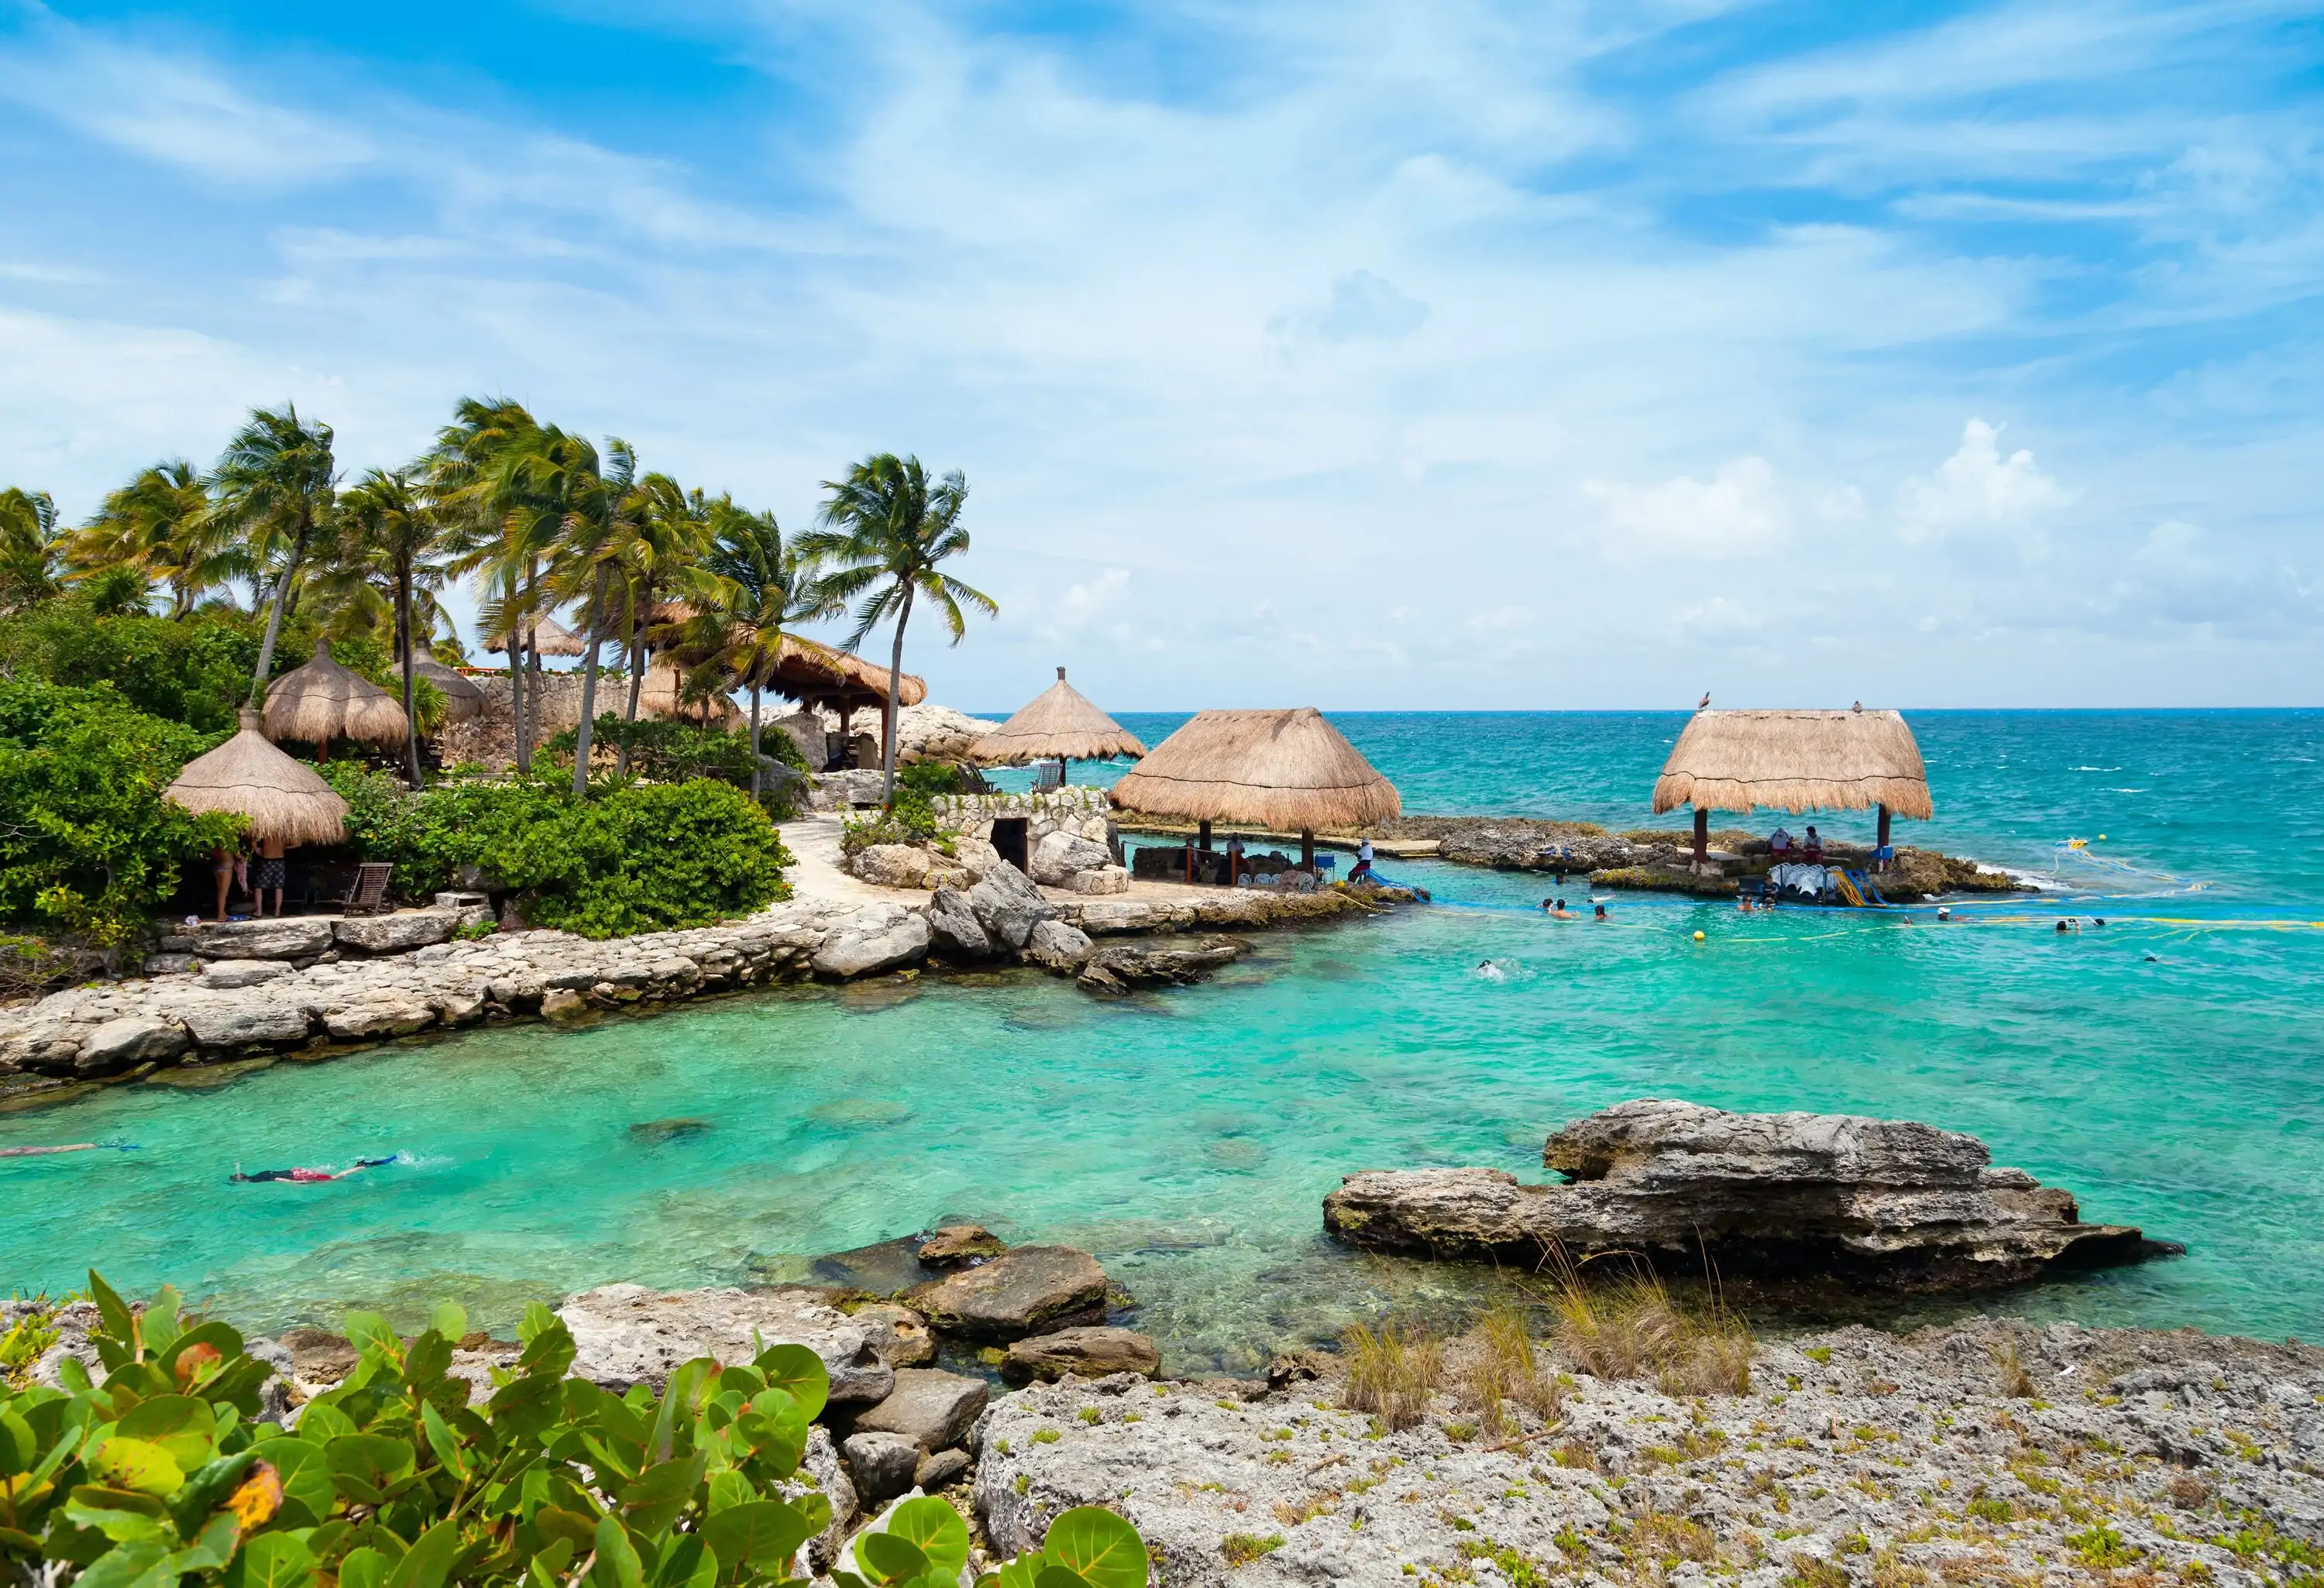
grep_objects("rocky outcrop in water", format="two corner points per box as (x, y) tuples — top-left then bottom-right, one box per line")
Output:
(1323, 1098), (2174, 1290)
(1074, 937), (1242, 995)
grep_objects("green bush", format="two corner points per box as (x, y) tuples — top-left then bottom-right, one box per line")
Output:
(895, 761), (963, 798)
(0, 1271), (1151, 1588)
(0, 679), (242, 942)
(0, 598), (259, 734)
(319, 769), (792, 938)
(545, 715), (807, 789)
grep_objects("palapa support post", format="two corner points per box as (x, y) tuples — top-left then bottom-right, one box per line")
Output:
(1198, 820), (1212, 852)
(836, 701), (853, 766)
(1301, 829), (1315, 871)
(1878, 803), (1892, 849)
(1693, 806), (1709, 865)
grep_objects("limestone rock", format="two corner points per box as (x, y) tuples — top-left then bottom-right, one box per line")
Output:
(1021, 918), (1094, 971)
(913, 1447), (970, 1490)
(1030, 830), (1114, 886)
(320, 997), (435, 1040)
(539, 988), (588, 1020)
(848, 844), (935, 890)
(1064, 865), (1129, 895)
(1074, 937), (1240, 996)
(334, 910), (461, 954)
(76, 1016), (187, 1074)
(965, 861), (1056, 950)
(841, 1431), (921, 1504)
(918, 1225), (1007, 1267)
(1001, 1326), (1161, 1384)
(784, 1426), (857, 1575)
(190, 917), (334, 960)
(950, 837), (1003, 883)
(181, 1001), (311, 1048)
(810, 909), (931, 978)
(906, 1246), (1108, 1340)
(925, 885), (993, 959)
(560, 1284), (895, 1404)
(1322, 1098), (2171, 1291)
(850, 1366), (991, 1452)
(143, 954), (198, 976)
(849, 1302), (936, 1366)
(201, 959), (293, 989)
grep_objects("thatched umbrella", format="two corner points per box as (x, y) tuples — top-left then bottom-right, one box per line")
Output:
(1109, 707), (1398, 871)
(483, 614), (586, 658)
(263, 638), (407, 753)
(1652, 706), (1932, 863)
(968, 667), (1144, 775)
(167, 709), (350, 845)
(414, 658), (485, 722)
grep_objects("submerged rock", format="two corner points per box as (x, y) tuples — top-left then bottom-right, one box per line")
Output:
(906, 1246), (1109, 1339)
(917, 1224), (1008, 1267)
(1074, 937), (1240, 995)
(1323, 1098), (2174, 1291)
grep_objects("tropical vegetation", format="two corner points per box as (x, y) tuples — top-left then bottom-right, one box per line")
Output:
(0, 1272), (1151, 1588)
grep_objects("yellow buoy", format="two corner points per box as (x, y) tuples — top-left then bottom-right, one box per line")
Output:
(1693, 930), (1706, 943)
(2098, 834), (2106, 840)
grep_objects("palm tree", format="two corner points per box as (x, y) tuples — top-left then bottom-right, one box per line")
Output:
(669, 499), (829, 799)
(512, 428), (634, 796)
(430, 399), (547, 771)
(608, 475), (717, 779)
(209, 404), (337, 707)
(72, 460), (241, 617)
(799, 454), (997, 802)
(0, 487), (62, 614)
(335, 467), (451, 785)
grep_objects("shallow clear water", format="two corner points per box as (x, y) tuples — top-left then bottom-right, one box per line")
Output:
(4, 711), (2320, 1363)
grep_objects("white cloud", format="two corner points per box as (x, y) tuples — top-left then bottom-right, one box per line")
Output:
(1896, 420), (2076, 544)
(1585, 457), (1792, 561)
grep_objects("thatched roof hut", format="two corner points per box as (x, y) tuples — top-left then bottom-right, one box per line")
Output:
(969, 668), (1143, 767)
(1109, 708), (1399, 836)
(165, 710), (349, 846)
(634, 660), (744, 730)
(763, 635), (926, 711)
(263, 638), (408, 748)
(1651, 708), (1933, 820)
(413, 658), (484, 722)
(484, 614), (586, 658)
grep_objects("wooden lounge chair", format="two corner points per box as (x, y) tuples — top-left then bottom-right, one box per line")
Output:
(341, 862), (393, 916)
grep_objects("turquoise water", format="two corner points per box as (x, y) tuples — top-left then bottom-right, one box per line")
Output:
(4, 712), (2321, 1362)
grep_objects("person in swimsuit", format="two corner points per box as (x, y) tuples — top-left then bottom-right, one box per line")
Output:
(253, 836), (289, 916)
(232, 1155), (396, 1184)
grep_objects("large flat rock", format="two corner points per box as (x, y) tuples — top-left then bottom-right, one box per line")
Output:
(559, 1283), (895, 1403)
(848, 1367), (989, 1452)
(334, 910), (461, 953)
(906, 1246), (1108, 1339)
(1323, 1098), (2170, 1291)
(1001, 1325), (1160, 1384)
(191, 917), (335, 959)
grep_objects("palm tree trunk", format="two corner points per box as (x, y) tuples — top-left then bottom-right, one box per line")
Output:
(749, 683), (762, 800)
(246, 517), (311, 709)
(617, 593), (645, 780)
(882, 583), (913, 804)
(508, 634), (527, 775)
(572, 564), (610, 797)
(398, 562), (422, 788)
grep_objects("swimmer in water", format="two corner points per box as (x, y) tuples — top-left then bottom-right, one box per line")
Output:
(1593, 903), (1607, 919)
(232, 1155), (397, 1184)
(1551, 899), (1576, 919)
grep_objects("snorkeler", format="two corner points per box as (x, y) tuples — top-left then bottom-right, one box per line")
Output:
(232, 1155), (397, 1184)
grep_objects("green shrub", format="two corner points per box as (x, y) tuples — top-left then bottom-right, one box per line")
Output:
(839, 792), (951, 857)
(546, 714), (805, 790)
(0, 1271), (1152, 1588)
(0, 679), (242, 941)
(896, 761), (963, 798)
(318, 768), (791, 938)
(0, 598), (259, 734)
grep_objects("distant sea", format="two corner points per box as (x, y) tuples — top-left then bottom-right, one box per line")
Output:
(3, 710), (2319, 1359)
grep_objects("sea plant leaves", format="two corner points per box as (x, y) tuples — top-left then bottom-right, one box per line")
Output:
(1040, 1507), (1147, 1588)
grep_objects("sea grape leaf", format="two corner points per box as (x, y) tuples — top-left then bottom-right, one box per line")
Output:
(227, 1530), (318, 1588)
(620, 1452), (707, 1536)
(119, 1396), (218, 1471)
(1039, 1507), (1147, 1588)
(1033, 1568), (1097, 1588)
(651, 1533), (717, 1588)
(858, 1531), (930, 1583)
(88, 1438), (184, 1497)
(325, 1434), (414, 1505)
(339, 1545), (391, 1588)
(699, 1499), (816, 1570)
(0, 1409), (35, 1477)
(254, 1439), (335, 1522)
(589, 1514), (646, 1588)
(342, 1313), (401, 1366)
(402, 1332), (452, 1393)
(383, 1518), (459, 1588)
(749, 1344), (828, 1423)
(886, 1497), (970, 1577)
(429, 1304), (469, 1343)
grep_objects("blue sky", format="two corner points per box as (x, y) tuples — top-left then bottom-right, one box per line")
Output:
(2, 1), (2319, 709)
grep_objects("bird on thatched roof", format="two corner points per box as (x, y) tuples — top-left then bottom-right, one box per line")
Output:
(1852, 700), (1862, 712)
(1698, 692), (1711, 711)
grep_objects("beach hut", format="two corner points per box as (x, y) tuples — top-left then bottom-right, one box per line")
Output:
(412, 658), (484, 722)
(634, 659), (744, 730)
(758, 636), (926, 768)
(167, 709), (351, 917)
(968, 667), (1146, 784)
(483, 614), (586, 659)
(262, 638), (408, 754)
(1651, 706), (1933, 864)
(1109, 707), (1399, 872)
